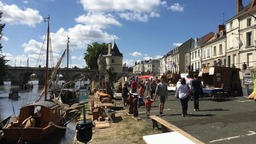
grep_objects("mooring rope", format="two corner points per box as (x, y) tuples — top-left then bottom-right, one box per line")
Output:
(49, 122), (67, 129)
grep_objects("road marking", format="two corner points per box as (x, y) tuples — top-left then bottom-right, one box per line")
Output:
(209, 131), (256, 143)
(237, 100), (253, 102)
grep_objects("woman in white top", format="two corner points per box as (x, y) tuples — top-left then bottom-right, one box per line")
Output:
(175, 78), (190, 117)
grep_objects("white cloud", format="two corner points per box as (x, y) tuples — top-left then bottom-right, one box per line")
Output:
(123, 59), (135, 67)
(0, 1), (43, 27)
(130, 51), (142, 57)
(67, 24), (118, 47)
(20, 23), (118, 68)
(168, 3), (184, 12)
(80, 0), (162, 22)
(1, 35), (8, 42)
(155, 55), (162, 59)
(119, 12), (149, 22)
(23, 39), (43, 54)
(75, 13), (122, 29)
(4, 52), (28, 67)
(173, 42), (182, 47)
(80, 0), (162, 13)
(144, 56), (152, 60)
(69, 55), (87, 68)
(23, 1), (29, 4)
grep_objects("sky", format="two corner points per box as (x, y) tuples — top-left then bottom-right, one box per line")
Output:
(0, 0), (252, 68)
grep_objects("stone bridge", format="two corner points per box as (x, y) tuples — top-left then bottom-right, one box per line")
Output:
(5, 67), (96, 85)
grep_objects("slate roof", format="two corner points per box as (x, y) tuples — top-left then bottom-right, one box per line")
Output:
(111, 42), (123, 57)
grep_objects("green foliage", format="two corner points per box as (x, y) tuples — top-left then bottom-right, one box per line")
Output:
(0, 11), (5, 52)
(0, 11), (6, 85)
(84, 42), (108, 70)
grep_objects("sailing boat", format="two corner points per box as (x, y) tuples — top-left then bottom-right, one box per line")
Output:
(1, 16), (70, 144)
(51, 37), (80, 106)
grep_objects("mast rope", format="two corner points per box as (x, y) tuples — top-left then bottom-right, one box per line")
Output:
(49, 122), (67, 129)
(35, 49), (67, 102)
(35, 33), (47, 68)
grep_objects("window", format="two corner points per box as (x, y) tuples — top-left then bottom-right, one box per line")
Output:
(207, 48), (210, 58)
(195, 51), (197, 58)
(111, 58), (114, 63)
(230, 22), (233, 30)
(219, 44), (223, 55)
(228, 56), (231, 67)
(213, 46), (216, 56)
(233, 54), (237, 67)
(198, 50), (200, 57)
(247, 18), (252, 27)
(229, 34), (234, 48)
(247, 53), (253, 67)
(246, 32), (252, 47)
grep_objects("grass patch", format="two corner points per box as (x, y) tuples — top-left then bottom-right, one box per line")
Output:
(88, 111), (160, 144)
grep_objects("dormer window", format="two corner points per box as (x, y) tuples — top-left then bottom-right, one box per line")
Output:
(247, 18), (252, 27)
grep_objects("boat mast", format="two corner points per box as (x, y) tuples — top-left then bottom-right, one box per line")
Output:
(45, 16), (50, 101)
(67, 36), (70, 70)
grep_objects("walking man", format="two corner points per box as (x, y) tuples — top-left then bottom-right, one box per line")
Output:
(191, 73), (202, 111)
(155, 77), (168, 117)
(149, 79), (157, 99)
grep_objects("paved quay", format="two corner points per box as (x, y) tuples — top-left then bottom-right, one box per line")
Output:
(137, 93), (256, 144)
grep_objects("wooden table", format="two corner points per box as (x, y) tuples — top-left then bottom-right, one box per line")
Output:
(203, 88), (224, 100)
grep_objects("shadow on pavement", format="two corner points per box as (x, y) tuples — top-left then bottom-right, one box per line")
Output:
(188, 114), (215, 117)
(199, 108), (229, 112)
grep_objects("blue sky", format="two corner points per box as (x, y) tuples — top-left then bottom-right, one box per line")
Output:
(0, 0), (252, 68)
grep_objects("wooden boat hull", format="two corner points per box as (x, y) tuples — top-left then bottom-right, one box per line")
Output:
(3, 119), (65, 143)
(2, 101), (66, 143)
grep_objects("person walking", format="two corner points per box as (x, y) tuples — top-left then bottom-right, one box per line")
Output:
(191, 73), (202, 111)
(131, 79), (138, 93)
(122, 82), (129, 106)
(145, 95), (156, 117)
(149, 79), (157, 99)
(137, 83), (145, 107)
(155, 77), (168, 117)
(175, 78), (190, 117)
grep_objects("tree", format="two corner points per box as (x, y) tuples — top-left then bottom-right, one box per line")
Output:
(0, 11), (6, 85)
(84, 42), (108, 70)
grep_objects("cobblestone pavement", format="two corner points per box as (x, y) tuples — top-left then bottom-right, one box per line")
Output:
(137, 93), (256, 144)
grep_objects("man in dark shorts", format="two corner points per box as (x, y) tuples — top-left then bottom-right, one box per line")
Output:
(155, 77), (168, 117)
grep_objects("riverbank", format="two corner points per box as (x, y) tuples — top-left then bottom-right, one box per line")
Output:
(73, 94), (160, 144)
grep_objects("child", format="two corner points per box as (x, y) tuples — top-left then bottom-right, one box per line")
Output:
(145, 95), (155, 117)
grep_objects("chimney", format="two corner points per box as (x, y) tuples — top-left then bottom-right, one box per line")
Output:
(236, 0), (243, 14)
(218, 25), (225, 33)
(108, 43), (112, 55)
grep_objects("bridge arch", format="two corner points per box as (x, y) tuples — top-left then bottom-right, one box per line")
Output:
(5, 67), (96, 85)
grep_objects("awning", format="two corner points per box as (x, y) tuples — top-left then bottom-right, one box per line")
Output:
(138, 75), (151, 79)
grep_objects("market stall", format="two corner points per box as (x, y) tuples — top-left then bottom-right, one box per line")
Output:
(199, 66), (242, 96)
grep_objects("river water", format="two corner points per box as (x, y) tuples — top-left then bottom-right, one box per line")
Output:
(0, 84), (77, 144)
